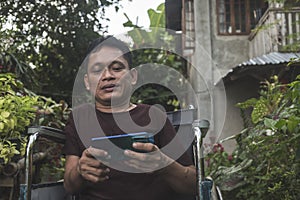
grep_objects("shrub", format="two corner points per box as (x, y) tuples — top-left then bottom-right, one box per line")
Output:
(0, 73), (70, 166)
(207, 75), (300, 200)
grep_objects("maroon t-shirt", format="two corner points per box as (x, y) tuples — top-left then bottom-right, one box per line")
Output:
(63, 103), (193, 200)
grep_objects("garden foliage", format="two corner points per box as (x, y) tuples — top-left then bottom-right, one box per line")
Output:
(0, 73), (70, 166)
(206, 75), (300, 199)
(0, 0), (120, 103)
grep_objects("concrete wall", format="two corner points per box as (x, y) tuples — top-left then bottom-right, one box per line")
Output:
(209, 0), (250, 77)
(220, 76), (260, 153)
(191, 0), (216, 146)
(190, 0), (258, 152)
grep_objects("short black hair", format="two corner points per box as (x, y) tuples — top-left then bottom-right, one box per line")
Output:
(84, 36), (133, 70)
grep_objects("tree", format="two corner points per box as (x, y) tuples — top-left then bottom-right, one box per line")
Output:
(0, 0), (121, 103)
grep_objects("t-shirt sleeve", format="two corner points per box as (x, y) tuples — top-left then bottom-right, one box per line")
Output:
(62, 113), (82, 157)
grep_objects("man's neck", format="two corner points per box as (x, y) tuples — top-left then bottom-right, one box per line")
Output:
(95, 101), (136, 113)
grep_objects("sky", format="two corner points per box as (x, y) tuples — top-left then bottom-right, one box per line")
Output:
(102, 0), (164, 35)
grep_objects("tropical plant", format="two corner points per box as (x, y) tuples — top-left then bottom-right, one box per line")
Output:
(123, 3), (167, 48)
(206, 75), (300, 199)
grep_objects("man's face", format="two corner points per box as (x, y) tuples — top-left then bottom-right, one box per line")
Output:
(84, 46), (137, 106)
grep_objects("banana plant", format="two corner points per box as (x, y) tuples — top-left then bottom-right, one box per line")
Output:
(123, 3), (170, 48)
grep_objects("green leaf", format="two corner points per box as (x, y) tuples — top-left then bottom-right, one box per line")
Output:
(0, 122), (4, 130)
(264, 118), (277, 129)
(236, 98), (257, 109)
(274, 119), (286, 129)
(1, 111), (10, 118)
(10, 148), (20, 155)
(287, 116), (300, 133)
(252, 100), (269, 124)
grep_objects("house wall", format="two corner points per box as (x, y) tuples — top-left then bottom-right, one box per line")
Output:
(221, 76), (260, 153)
(209, 0), (250, 77)
(191, 0), (257, 152)
(191, 0), (216, 144)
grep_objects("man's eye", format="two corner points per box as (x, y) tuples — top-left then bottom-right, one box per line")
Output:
(92, 68), (104, 73)
(112, 67), (122, 71)
(111, 65), (124, 71)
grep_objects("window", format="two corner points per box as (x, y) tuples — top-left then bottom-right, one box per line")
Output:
(217, 0), (268, 35)
(183, 0), (195, 52)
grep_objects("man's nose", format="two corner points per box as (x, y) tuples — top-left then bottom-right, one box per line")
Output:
(101, 67), (115, 80)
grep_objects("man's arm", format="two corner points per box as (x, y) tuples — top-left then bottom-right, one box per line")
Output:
(64, 148), (110, 194)
(160, 163), (196, 194)
(124, 142), (197, 195)
(64, 155), (85, 194)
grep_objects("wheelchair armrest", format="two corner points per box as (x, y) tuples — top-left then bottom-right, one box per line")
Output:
(27, 126), (65, 144)
(167, 108), (197, 126)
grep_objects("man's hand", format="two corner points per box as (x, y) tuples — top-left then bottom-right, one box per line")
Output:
(123, 142), (173, 173)
(77, 147), (111, 183)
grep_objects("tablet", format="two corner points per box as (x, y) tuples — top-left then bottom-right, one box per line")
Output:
(91, 132), (154, 160)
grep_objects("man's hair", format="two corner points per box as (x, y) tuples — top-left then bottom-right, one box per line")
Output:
(83, 36), (133, 71)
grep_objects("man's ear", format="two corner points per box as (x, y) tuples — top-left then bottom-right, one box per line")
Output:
(130, 68), (138, 85)
(84, 74), (90, 90)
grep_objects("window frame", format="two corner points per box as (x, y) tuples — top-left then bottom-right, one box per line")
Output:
(216, 0), (270, 36)
(182, 0), (195, 54)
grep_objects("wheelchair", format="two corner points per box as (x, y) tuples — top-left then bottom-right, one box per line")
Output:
(18, 107), (222, 200)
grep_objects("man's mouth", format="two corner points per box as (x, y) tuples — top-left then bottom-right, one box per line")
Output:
(101, 84), (117, 92)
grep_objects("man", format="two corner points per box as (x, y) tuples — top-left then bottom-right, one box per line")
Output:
(63, 36), (197, 199)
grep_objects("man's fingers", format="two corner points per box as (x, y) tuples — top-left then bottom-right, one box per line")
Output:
(85, 147), (109, 158)
(79, 163), (110, 176)
(123, 143), (175, 172)
(78, 147), (112, 183)
(78, 159), (110, 183)
(83, 172), (109, 183)
(132, 142), (158, 152)
(124, 149), (161, 162)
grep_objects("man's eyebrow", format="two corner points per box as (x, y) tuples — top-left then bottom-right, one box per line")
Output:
(90, 62), (106, 68)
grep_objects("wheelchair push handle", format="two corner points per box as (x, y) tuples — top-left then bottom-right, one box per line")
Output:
(192, 119), (210, 200)
(192, 119), (210, 138)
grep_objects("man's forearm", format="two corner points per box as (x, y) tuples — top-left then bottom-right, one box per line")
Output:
(64, 160), (86, 194)
(161, 163), (197, 194)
